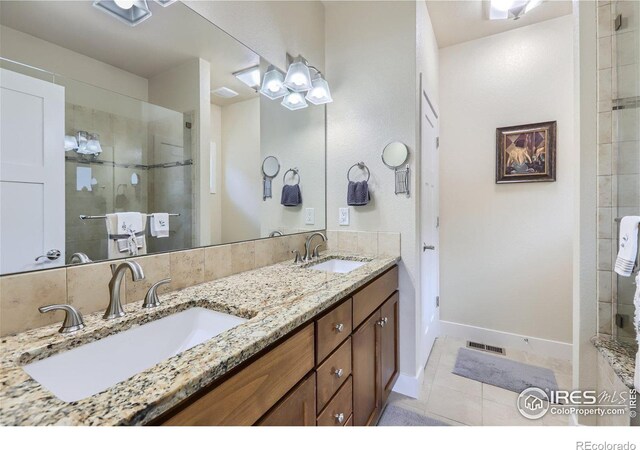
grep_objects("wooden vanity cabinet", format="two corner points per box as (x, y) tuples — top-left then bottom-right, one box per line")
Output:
(156, 266), (398, 427)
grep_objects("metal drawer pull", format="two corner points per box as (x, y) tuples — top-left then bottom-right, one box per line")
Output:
(334, 323), (344, 333)
(333, 368), (344, 378)
(334, 413), (345, 424)
(377, 317), (388, 328)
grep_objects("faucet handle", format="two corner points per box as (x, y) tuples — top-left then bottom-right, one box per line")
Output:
(291, 250), (303, 264)
(142, 278), (171, 309)
(312, 243), (325, 259)
(38, 304), (85, 334)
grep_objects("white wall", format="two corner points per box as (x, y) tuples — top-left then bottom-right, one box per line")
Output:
(210, 104), (222, 245)
(439, 15), (575, 344)
(0, 25), (148, 101)
(326, 1), (438, 388)
(220, 98), (261, 243)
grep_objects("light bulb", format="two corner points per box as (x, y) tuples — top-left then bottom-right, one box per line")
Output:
(267, 80), (281, 92)
(289, 93), (302, 105)
(114, 0), (135, 9)
(290, 73), (307, 87)
(493, 0), (515, 11)
(311, 87), (326, 99)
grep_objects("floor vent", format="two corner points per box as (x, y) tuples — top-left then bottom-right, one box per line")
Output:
(466, 341), (505, 355)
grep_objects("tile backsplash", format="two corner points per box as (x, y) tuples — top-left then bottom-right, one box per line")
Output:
(0, 230), (401, 337)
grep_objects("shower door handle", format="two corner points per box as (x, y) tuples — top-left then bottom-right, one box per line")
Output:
(35, 249), (61, 262)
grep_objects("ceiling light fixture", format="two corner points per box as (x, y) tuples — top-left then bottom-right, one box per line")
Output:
(283, 55), (312, 92)
(93, 0), (152, 26)
(488, 0), (543, 20)
(281, 90), (308, 111)
(233, 66), (261, 90)
(259, 65), (289, 99)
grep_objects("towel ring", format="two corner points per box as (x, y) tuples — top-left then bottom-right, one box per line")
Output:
(347, 162), (370, 182)
(283, 168), (300, 185)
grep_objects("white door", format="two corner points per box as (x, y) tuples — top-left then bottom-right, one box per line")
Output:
(0, 68), (65, 274)
(420, 88), (440, 366)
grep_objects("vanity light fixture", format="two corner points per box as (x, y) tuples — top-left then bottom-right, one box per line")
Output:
(305, 72), (333, 105)
(283, 55), (312, 92)
(86, 133), (103, 156)
(488, 0), (543, 20)
(281, 90), (308, 111)
(93, 0), (152, 26)
(233, 66), (261, 90)
(153, 0), (177, 6)
(259, 65), (288, 99)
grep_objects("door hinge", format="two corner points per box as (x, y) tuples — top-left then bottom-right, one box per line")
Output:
(436, 296), (440, 307)
(436, 137), (439, 149)
(436, 216), (440, 228)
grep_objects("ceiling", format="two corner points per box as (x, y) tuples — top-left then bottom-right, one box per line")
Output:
(0, 1), (260, 105)
(426, 0), (573, 48)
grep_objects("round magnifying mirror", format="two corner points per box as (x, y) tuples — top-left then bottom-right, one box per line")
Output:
(262, 156), (280, 178)
(382, 142), (409, 168)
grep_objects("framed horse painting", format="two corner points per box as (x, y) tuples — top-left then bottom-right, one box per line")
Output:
(495, 121), (557, 184)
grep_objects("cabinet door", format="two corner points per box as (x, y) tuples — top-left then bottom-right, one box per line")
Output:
(352, 310), (380, 426)
(380, 292), (399, 405)
(258, 373), (316, 426)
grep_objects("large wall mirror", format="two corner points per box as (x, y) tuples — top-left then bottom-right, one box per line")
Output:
(0, 1), (326, 275)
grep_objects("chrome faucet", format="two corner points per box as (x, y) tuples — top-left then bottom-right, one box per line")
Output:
(68, 252), (92, 265)
(304, 232), (327, 262)
(104, 261), (145, 320)
(38, 304), (85, 334)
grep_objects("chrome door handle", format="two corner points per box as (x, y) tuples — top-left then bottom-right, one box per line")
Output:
(35, 249), (61, 262)
(333, 368), (344, 378)
(334, 413), (345, 424)
(423, 243), (435, 251)
(377, 319), (386, 328)
(334, 323), (344, 333)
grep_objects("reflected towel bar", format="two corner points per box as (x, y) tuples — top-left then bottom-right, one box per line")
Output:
(80, 213), (181, 220)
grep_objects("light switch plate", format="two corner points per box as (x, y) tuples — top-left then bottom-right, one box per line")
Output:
(305, 208), (315, 225)
(339, 207), (350, 226)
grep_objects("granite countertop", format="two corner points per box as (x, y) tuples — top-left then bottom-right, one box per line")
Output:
(591, 335), (637, 389)
(0, 253), (399, 426)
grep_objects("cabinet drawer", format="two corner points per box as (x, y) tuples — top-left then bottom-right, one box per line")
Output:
(345, 414), (353, 426)
(317, 376), (353, 426)
(161, 324), (315, 426)
(258, 373), (316, 426)
(316, 337), (351, 412)
(316, 298), (352, 363)
(353, 266), (398, 327)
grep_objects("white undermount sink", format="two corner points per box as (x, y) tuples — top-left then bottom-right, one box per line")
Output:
(309, 258), (366, 274)
(22, 307), (247, 402)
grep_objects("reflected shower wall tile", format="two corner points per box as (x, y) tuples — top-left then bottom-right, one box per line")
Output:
(169, 248), (204, 290)
(597, 239), (613, 271)
(598, 69), (612, 102)
(598, 3), (612, 37)
(617, 174), (640, 206)
(615, 31), (638, 65)
(598, 144), (612, 175)
(598, 302), (613, 335)
(0, 268), (67, 336)
(597, 175), (613, 206)
(615, 63), (638, 99)
(612, 108), (639, 142)
(598, 112), (612, 144)
(615, 141), (640, 174)
(598, 36), (612, 69)
(597, 270), (613, 303)
(597, 207), (613, 238)
(126, 253), (171, 304)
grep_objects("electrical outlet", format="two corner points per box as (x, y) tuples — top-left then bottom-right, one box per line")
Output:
(339, 207), (350, 226)
(304, 208), (315, 225)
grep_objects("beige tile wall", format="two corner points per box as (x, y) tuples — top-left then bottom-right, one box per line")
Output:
(326, 230), (401, 257)
(595, 352), (634, 426)
(0, 232), (320, 337)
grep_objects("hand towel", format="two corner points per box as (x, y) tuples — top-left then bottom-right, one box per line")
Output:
(634, 272), (640, 391)
(150, 213), (170, 238)
(614, 216), (640, 277)
(347, 180), (370, 206)
(281, 184), (302, 207)
(105, 213), (147, 258)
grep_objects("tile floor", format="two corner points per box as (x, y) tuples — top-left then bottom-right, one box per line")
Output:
(387, 336), (573, 426)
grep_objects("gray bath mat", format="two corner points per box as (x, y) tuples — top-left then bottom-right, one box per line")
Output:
(378, 404), (449, 426)
(453, 347), (559, 397)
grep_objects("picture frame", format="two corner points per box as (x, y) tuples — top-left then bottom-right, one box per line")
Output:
(495, 121), (557, 184)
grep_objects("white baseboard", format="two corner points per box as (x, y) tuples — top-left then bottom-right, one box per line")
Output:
(392, 369), (425, 399)
(440, 320), (572, 361)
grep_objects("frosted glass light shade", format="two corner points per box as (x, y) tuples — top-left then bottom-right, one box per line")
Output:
(281, 91), (308, 111)
(93, 0), (152, 26)
(283, 56), (312, 92)
(260, 65), (288, 99)
(86, 134), (103, 156)
(305, 75), (333, 105)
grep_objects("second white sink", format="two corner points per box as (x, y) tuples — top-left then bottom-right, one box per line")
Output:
(309, 258), (366, 274)
(22, 307), (247, 402)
